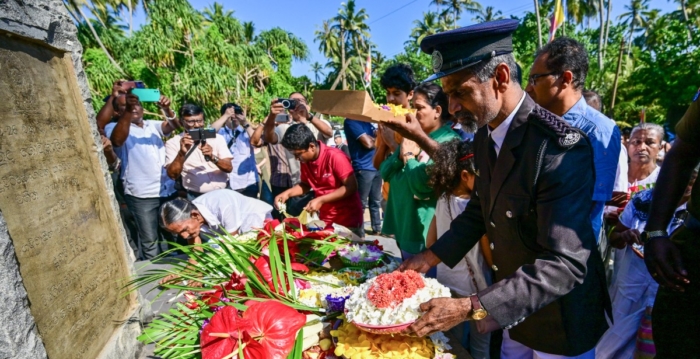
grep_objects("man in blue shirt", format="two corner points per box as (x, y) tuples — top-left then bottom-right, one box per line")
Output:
(527, 37), (621, 241)
(344, 118), (382, 236)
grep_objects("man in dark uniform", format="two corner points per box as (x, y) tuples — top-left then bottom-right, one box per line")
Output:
(643, 88), (700, 357)
(392, 20), (610, 358)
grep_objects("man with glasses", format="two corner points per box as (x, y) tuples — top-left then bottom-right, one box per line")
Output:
(526, 37), (621, 245)
(212, 103), (259, 198)
(165, 104), (233, 200)
(107, 93), (179, 260)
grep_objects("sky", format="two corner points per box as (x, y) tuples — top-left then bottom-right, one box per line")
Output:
(123, 0), (679, 79)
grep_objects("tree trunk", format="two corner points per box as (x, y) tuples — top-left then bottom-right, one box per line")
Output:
(680, 0), (692, 41)
(610, 38), (625, 114)
(330, 58), (351, 91)
(534, 0), (543, 49)
(626, 22), (634, 55)
(340, 28), (347, 90)
(603, 0), (612, 59)
(597, 0), (605, 71)
(76, 6), (125, 75)
(128, 0), (133, 36)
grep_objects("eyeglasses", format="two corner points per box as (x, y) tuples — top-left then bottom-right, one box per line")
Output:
(528, 72), (560, 86)
(184, 119), (205, 125)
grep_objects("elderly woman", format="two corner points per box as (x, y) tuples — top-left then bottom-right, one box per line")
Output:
(380, 82), (460, 276)
(627, 123), (665, 192)
(160, 188), (273, 245)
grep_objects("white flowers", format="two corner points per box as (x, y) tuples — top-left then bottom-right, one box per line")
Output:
(345, 274), (451, 326)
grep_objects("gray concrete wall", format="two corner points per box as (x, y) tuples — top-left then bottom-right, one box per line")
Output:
(0, 1), (147, 358)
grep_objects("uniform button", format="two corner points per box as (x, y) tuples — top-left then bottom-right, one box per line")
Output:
(491, 265), (499, 271)
(506, 210), (513, 218)
(490, 221), (496, 228)
(490, 243), (495, 250)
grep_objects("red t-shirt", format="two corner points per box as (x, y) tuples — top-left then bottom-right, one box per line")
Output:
(300, 142), (364, 228)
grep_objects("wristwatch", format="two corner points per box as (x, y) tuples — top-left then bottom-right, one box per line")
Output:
(640, 230), (669, 244)
(211, 155), (220, 164)
(403, 151), (415, 157)
(469, 295), (488, 321)
(243, 123), (250, 129)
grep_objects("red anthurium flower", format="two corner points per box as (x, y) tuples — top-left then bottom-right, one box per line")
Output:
(201, 306), (256, 359)
(243, 301), (306, 359)
(290, 262), (309, 273)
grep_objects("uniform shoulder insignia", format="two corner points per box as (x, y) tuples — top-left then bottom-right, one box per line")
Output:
(528, 106), (582, 148)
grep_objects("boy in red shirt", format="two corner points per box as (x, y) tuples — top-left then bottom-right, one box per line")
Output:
(275, 123), (364, 237)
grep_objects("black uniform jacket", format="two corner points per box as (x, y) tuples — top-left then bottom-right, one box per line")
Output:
(431, 95), (611, 356)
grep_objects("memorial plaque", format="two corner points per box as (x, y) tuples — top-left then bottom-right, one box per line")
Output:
(0, 34), (136, 359)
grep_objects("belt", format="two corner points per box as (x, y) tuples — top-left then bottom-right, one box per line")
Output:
(685, 212), (700, 231)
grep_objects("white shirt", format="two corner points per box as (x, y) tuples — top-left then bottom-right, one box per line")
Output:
(225, 125), (259, 190)
(164, 133), (232, 193)
(613, 146), (629, 192)
(106, 120), (175, 198)
(193, 189), (273, 236)
(435, 196), (492, 297)
(487, 93), (526, 157)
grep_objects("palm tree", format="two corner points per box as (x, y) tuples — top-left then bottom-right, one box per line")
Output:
(473, 6), (503, 22)
(441, 0), (482, 28)
(203, 2), (244, 44)
(310, 62), (325, 85)
(669, 0), (694, 40)
(330, 0), (371, 90)
(64, 0), (125, 74)
(618, 0), (652, 54)
(243, 21), (256, 44)
(534, 0), (543, 48)
(410, 12), (449, 45)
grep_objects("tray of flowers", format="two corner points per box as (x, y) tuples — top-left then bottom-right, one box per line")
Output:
(344, 270), (451, 335)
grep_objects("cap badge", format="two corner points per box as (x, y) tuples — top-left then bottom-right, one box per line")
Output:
(432, 50), (443, 73)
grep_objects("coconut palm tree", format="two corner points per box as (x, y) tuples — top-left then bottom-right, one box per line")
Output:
(64, 0), (125, 74)
(440, 0), (482, 28)
(618, 0), (652, 54)
(330, 0), (371, 90)
(203, 2), (244, 44)
(410, 12), (449, 45)
(473, 6), (503, 22)
(310, 62), (325, 85)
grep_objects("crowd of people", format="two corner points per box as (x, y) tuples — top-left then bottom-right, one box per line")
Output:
(97, 18), (700, 359)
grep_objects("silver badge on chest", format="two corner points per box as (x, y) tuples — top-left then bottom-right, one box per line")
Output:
(559, 131), (581, 147)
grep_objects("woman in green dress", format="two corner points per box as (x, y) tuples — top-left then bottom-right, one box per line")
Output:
(380, 82), (459, 277)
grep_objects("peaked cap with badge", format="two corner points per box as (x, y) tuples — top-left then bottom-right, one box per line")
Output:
(425, 20), (611, 356)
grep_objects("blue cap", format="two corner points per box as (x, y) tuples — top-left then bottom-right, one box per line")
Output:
(420, 19), (519, 82)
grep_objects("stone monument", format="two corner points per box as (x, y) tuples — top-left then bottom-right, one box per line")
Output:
(0, 1), (145, 358)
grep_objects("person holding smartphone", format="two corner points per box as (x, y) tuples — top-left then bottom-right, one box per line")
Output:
(165, 104), (233, 200)
(211, 103), (259, 198)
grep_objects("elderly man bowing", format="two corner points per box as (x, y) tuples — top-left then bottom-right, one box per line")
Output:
(393, 20), (610, 358)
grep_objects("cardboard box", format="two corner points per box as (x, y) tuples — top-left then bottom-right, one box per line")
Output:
(311, 90), (409, 123)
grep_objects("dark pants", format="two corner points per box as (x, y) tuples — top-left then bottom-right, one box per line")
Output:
(111, 172), (139, 259)
(235, 183), (259, 199)
(124, 194), (177, 261)
(260, 181), (274, 206)
(271, 184), (313, 219)
(652, 225), (700, 358)
(356, 169), (383, 234)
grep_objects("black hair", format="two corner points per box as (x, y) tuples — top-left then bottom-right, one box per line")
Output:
(380, 63), (417, 94)
(160, 198), (196, 227)
(220, 102), (240, 115)
(535, 37), (589, 91)
(180, 103), (205, 119)
(582, 90), (603, 111)
(413, 82), (452, 123)
(281, 123), (316, 151)
(288, 92), (306, 99)
(428, 139), (477, 198)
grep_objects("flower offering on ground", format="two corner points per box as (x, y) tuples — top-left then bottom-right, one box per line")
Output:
(338, 242), (384, 267)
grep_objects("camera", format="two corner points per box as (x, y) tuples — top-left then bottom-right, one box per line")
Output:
(187, 128), (217, 162)
(277, 98), (298, 110)
(233, 105), (243, 115)
(187, 128), (217, 141)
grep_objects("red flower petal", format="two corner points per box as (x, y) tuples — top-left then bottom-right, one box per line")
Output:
(200, 306), (250, 359)
(244, 301), (306, 359)
(290, 262), (309, 273)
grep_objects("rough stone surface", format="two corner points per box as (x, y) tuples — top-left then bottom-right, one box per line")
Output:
(0, 0), (148, 358)
(0, 212), (48, 359)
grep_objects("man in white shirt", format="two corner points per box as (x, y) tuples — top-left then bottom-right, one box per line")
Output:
(165, 104), (233, 200)
(160, 189), (273, 244)
(106, 93), (178, 260)
(212, 103), (259, 198)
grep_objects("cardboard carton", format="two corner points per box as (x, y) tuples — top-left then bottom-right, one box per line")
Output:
(311, 90), (409, 123)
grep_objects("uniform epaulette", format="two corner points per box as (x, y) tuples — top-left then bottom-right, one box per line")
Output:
(528, 106), (583, 148)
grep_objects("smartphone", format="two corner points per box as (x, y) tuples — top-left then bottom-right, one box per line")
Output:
(123, 80), (146, 89)
(275, 114), (290, 123)
(188, 128), (217, 141)
(132, 88), (161, 102)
